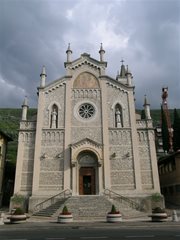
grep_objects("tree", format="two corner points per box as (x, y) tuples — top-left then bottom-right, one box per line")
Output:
(141, 109), (146, 120)
(161, 106), (170, 153)
(173, 108), (180, 151)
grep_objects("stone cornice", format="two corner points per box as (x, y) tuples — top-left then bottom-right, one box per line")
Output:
(70, 137), (103, 149)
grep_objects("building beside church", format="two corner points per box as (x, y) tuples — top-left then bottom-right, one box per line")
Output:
(13, 45), (161, 212)
(158, 151), (180, 206)
(0, 130), (12, 207)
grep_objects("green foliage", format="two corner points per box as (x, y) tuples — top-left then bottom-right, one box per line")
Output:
(109, 204), (119, 214)
(11, 194), (26, 204)
(0, 108), (37, 165)
(161, 106), (170, 152)
(61, 205), (71, 215)
(12, 207), (25, 215)
(151, 193), (162, 202)
(141, 109), (146, 120)
(173, 108), (180, 151)
(152, 207), (166, 214)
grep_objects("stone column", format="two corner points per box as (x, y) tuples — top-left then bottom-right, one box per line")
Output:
(100, 77), (111, 190)
(148, 129), (160, 192)
(13, 133), (24, 193)
(128, 90), (142, 191)
(32, 89), (45, 194)
(98, 164), (103, 194)
(71, 163), (77, 195)
(63, 77), (72, 190)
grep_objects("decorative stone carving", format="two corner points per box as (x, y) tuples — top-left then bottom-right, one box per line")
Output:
(111, 171), (135, 185)
(109, 129), (131, 145)
(20, 121), (36, 130)
(19, 132), (36, 143)
(39, 172), (63, 185)
(71, 127), (102, 144)
(41, 130), (64, 145)
(72, 89), (101, 99)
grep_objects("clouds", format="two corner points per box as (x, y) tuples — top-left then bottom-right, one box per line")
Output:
(0, 0), (179, 108)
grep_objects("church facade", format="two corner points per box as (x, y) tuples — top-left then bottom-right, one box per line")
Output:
(13, 45), (160, 211)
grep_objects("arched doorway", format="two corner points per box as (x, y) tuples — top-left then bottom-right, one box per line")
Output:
(78, 151), (98, 195)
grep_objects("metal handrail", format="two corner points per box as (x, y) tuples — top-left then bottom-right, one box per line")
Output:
(104, 188), (142, 211)
(33, 189), (72, 213)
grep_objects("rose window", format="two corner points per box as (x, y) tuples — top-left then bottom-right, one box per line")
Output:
(78, 103), (95, 119)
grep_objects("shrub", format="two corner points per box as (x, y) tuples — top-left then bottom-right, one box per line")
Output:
(151, 193), (162, 202)
(108, 204), (120, 214)
(152, 207), (166, 214)
(12, 208), (25, 215)
(61, 206), (71, 215)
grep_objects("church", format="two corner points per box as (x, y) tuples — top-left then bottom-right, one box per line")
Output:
(13, 44), (161, 213)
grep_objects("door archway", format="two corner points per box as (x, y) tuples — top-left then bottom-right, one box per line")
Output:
(78, 150), (98, 195)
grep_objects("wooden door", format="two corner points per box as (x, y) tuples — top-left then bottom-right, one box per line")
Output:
(79, 167), (95, 195)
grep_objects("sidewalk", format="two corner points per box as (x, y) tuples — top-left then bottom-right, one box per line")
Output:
(1, 214), (180, 229)
(1, 207), (180, 228)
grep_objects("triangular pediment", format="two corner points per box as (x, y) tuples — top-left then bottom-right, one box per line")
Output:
(104, 75), (134, 92)
(64, 53), (107, 71)
(43, 76), (68, 94)
(70, 138), (102, 150)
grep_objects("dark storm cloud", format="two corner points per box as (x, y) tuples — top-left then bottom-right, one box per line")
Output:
(0, 0), (179, 109)
(0, 0), (74, 107)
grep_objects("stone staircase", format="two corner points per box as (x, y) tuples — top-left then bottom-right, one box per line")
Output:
(33, 198), (67, 217)
(32, 194), (147, 220)
(54, 195), (113, 220)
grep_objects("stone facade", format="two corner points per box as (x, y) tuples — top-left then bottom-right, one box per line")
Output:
(13, 46), (161, 211)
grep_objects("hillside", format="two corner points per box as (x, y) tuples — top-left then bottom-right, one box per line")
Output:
(0, 108), (37, 164)
(0, 108), (179, 165)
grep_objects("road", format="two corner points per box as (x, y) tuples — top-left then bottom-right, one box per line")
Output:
(0, 222), (180, 240)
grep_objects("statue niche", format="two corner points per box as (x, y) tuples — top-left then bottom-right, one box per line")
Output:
(50, 104), (58, 128)
(115, 104), (123, 128)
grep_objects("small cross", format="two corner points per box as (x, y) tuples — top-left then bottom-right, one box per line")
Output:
(121, 59), (124, 65)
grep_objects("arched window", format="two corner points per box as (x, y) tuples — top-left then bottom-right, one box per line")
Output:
(50, 104), (58, 128)
(115, 104), (123, 128)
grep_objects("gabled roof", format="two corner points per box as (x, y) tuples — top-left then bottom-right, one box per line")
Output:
(64, 52), (107, 70)
(102, 75), (134, 92)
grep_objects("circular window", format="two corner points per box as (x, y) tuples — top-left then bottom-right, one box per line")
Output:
(78, 103), (95, 119)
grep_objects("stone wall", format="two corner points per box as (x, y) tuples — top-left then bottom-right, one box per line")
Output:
(106, 84), (130, 128)
(71, 88), (102, 144)
(39, 129), (64, 191)
(44, 84), (65, 128)
(109, 129), (135, 191)
(19, 131), (35, 192)
(138, 130), (153, 189)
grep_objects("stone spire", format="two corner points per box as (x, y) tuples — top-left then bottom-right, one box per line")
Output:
(21, 96), (29, 121)
(126, 65), (133, 86)
(99, 43), (105, 62)
(40, 65), (47, 88)
(143, 95), (151, 120)
(119, 60), (126, 78)
(66, 43), (72, 62)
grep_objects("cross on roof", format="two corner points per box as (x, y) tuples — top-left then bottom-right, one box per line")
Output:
(121, 59), (124, 65)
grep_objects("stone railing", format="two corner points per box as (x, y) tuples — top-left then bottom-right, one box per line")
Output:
(33, 189), (72, 214)
(104, 189), (143, 211)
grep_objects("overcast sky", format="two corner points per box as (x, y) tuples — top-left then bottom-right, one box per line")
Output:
(0, 0), (180, 109)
